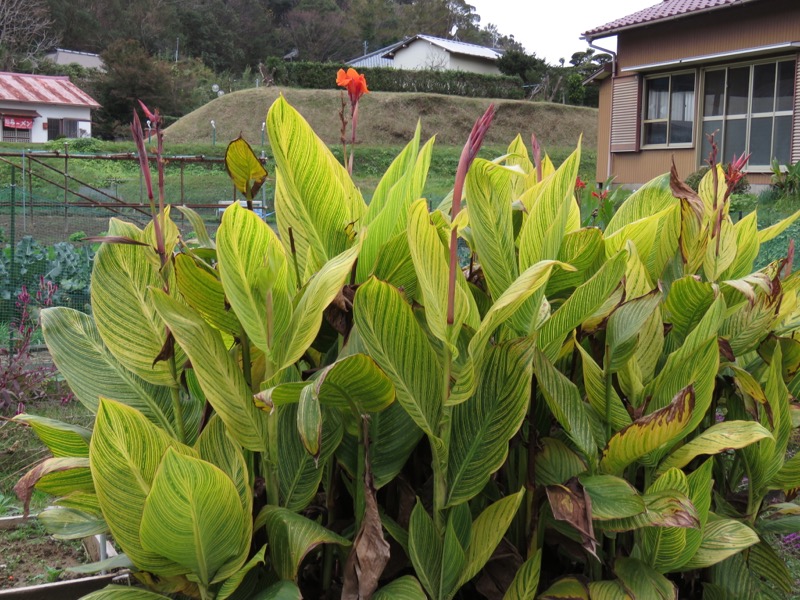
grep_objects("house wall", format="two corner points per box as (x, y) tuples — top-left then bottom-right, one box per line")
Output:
(449, 54), (500, 75)
(595, 0), (800, 185)
(0, 102), (92, 143)
(392, 40), (451, 70)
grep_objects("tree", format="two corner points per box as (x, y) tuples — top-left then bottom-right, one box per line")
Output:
(0, 0), (60, 70)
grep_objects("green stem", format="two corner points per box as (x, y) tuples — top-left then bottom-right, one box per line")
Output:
(603, 345), (613, 441)
(263, 360), (280, 506)
(433, 346), (452, 534)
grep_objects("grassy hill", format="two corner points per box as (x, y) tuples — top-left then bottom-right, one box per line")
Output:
(164, 87), (597, 151)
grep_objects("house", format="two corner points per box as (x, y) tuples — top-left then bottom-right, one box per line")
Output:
(347, 34), (503, 75)
(0, 72), (100, 143)
(582, 0), (800, 187)
(44, 49), (104, 71)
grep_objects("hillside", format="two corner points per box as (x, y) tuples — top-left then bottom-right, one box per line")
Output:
(164, 87), (597, 150)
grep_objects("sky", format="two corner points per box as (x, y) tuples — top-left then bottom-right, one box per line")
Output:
(468, 0), (658, 63)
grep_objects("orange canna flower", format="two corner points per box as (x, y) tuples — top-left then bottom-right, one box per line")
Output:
(337, 68), (369, 106)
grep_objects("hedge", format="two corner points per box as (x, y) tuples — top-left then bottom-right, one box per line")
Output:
(268, 61), (525, 100)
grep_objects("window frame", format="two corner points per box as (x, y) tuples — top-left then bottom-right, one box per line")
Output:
(640, 70), (698, 149)
(698, 56), (796, 172)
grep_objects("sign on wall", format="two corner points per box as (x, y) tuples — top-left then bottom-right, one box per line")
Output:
(3, 116), (34, 129)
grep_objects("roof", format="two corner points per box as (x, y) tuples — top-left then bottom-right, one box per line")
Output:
(347, 45), (396, 68)
(382, 34), (503, 61)
(0, 72), (100, 108)
(583, 0), (760, 39)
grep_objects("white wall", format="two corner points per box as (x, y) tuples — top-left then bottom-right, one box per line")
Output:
(0, 102), (93, 143)
(392, 40), (451, 70)
(449, 54), (500, 75)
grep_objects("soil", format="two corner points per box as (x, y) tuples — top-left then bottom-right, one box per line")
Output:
(0, 521), (89, 589)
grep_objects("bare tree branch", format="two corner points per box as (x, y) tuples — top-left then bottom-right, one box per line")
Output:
(0, 0), (60, 71)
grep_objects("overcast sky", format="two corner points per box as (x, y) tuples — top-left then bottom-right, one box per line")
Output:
(468, 0), (659, 63)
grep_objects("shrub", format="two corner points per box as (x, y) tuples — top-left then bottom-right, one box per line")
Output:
(771, 158), (800, 197)
(15, 97), (800, 600)
(686, 164), (751, 195)
(271, 60), (525, 99)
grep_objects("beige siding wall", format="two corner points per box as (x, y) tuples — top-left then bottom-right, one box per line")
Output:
(617, 0), (800, 69)
(449, 54), (500, 75)
(595, 0), (800, 185)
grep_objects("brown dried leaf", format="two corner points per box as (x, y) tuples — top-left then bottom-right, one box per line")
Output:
(14, 457), (89, 518)
(342, 421), (390, 599)
(546, 478), (599, 560)
(670, 160), (704, 223)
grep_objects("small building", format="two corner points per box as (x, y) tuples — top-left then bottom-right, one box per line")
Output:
(582, 0), (800, 186)
(44, 48), (104, 71)
(348, 34), (503, 75)
(0, 72), (100, 143)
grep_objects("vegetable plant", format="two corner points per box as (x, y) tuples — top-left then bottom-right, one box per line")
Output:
(13, 92), (800, 600)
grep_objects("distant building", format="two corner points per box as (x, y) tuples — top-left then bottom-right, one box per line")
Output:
(583, 0), (800, 186)
(0, 72), (101, 143)
(44, 48), (104, 71)
(348, 34), (503, 75)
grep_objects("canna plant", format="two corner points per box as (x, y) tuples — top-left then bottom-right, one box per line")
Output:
(12, 88), (800, 600)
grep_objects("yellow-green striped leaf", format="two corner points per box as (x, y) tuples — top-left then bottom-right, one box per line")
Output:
(586, 581), (632, 600)
(576, 345), (632, 432)
(458, 490), (525, 589)
(681, 517), (759, 570)
(614, 557), (676, 599)
(279, 404), (343, 511)
(13, 414), (90, 457)
(354, 278), (442, 441)
(216, 545), (267, 600)
(721, 210), (758, 280)
(465, 158), (518, 300)
(533, 348), (598, 463)
(140, 448), (250, 586)
(373, 576), (428, 600)
(408, 501), (443, 599)
(268, 95), (365, 277)
(90, 398), (196, 576)
(757, 206), (800, 244)
(580, 475), (645, 521)
(195, 415), (251, 513)
(275, 241), (361, 369)
(38, 506), (109, 539)
(224, 135), (268, 200)
(606, 173), (672, 234)
(534, 437), (588, 486)
(81, 586), (171, 600)
(175, 205), (214, 248)
(150, 289), (268, 452)
(503, 550), (542, 600)
(538, 577), (590, 599)
(657, 421), (772, 475)
(255, 505), (350, 581)
(447, 342), (532, 506)
(600, 386), (695, 475)
(90, 218), (179, 387)
(297, 385), (322, 458)
(217, 201), (291, 358)
(174, 254), (241, 336)
(41, 307), (177, 436)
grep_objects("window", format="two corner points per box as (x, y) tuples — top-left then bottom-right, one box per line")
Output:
(700, 59), (795, 169)
(47, 118), (80, 141)
(642, 72), (696, 146)
(2, 116), (33, 143)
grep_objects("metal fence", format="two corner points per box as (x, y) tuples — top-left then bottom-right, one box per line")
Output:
(0, 150), (270, 353)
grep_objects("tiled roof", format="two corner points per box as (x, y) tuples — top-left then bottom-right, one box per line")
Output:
(347, 45), (397, 68)
(383, 34), (503, 61)
(583, 0), (759, 38)
(0, 72), (100, 108)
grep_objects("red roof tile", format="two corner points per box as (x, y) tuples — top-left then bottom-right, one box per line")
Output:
(583, 0), (759, 38)
(0, 72), (99, 108)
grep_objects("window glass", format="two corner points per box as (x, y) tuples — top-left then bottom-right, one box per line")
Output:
(669, 74), (694, 143)
(751, 63), (776, 113)
(749, 117), (772, 164)
(646, 77), (669, 120)
(645, 122), (668, 145)
(726, 67), (750, 115)
(774, 115), (792, 164)
(776, 61), (795, 112)
(703, 70), (725, 117)
(724, 119), (746, 162)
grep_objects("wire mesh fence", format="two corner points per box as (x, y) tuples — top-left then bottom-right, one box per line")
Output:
(0, 150), (271, 354)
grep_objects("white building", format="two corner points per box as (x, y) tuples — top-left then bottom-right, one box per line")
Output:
(348, 34), (503, 75)
(0, 72), (100, 144)
(44, 49), (104, 71)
